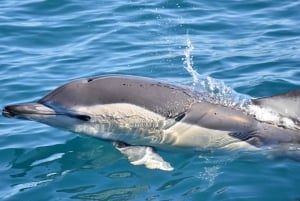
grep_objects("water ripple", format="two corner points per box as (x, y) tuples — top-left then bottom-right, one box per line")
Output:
(1, 0), (300, 200)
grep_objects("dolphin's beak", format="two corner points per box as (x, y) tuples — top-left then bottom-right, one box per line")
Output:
(3, 103), (91, 122)
(2, 103), (56, 119)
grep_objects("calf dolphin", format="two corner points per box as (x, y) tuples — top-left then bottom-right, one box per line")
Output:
(3, 75), (300, 170)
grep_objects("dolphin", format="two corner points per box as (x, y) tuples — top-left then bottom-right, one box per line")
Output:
(3, 75), (300, 170)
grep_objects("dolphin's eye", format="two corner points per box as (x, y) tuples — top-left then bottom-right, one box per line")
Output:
(75, 114), (91, 121)
(68, 114), (91, 121)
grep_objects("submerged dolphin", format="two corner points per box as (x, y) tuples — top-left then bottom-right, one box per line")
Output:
(3, 75), (300, 170)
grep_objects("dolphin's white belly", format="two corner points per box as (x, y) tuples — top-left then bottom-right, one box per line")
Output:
(71, 103), (257, 151)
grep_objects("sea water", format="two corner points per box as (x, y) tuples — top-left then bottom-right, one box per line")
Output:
(1, 0), (300, 200)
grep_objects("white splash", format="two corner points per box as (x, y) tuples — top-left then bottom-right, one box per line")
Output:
(182, 36), (251, 109)
(196, 166), (221, 191)
(183, 37), (200, 87)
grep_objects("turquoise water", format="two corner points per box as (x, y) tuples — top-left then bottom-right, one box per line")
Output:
(1, 0), (300, 200)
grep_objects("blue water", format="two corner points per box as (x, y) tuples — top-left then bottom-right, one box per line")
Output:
(1, 0), (300, 200)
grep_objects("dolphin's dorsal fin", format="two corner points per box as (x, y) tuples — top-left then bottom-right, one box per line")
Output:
(252, 90), (300, 121)
(113, 142), (174, 171)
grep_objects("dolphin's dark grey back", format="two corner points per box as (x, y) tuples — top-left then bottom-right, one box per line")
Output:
(39, 75), (198, 118)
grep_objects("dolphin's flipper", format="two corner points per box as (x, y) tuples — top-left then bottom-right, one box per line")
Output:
(113, 142), (174, 171)
(252, 90), (300, 122)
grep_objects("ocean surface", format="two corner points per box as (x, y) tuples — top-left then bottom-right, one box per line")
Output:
(1, 0), (300, 200)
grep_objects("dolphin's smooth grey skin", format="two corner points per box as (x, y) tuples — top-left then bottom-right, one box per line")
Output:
(3, 75), (300, 170)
